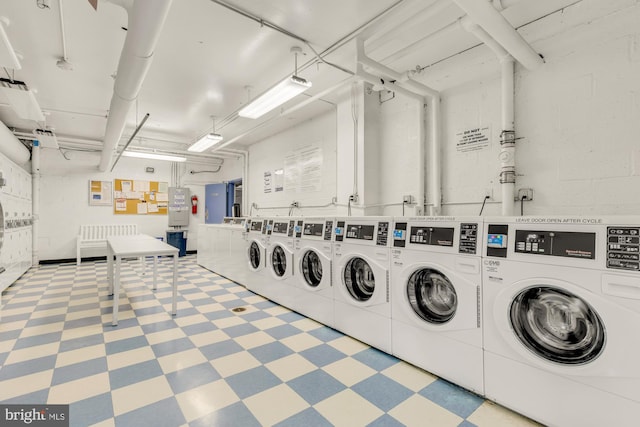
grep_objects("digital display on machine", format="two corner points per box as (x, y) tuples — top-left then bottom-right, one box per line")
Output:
(393, 222), (407, 248)
(487, 234), (507, 248)
(514, 230), (595, 259)
(459, 223), (479, 254)
(334, 221), (345, 241)
(409, 227), (454, 246)
(394, 230), (405, 239)
(272, 222), (288, 234)
(324, 221), (333, 241)
(345, 225), (375, 240)
(250, 221), (263, 231)
(303, 223), (324, 237)
(607, 227), (640, 271)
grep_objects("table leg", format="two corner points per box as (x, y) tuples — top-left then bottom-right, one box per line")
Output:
(141, 256), (146, 275)
(107, 245), (113, 295)
(112, 255), (121, 326)
(172, 254), (178, 316)
(153, 256), (158, 290)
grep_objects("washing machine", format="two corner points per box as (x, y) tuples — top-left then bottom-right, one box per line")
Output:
(391, 216), (484, 394)
(483, 216), (640, 427)
(293, 217), (335, 327)
(333, 216), (392, 353)
(245, 217), (271, 293)
(264, 217), (299, 308)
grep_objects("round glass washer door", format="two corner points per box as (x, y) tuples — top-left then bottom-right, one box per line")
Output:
(407, 268), (457, 324)
(249, 241), (261, 269)
(271, 245), (287, 277)
(510, 286), (606, 365)
(301, 250), (322, 287)
(343, 257), (375, 301)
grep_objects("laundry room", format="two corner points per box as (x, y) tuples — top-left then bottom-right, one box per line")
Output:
(1, 0), (639, 426)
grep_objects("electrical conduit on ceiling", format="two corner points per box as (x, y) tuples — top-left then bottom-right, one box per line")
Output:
(355, 38), (441, 216)
(98, 0), (173, 172)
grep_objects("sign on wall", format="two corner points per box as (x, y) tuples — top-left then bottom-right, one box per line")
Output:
(284, 146), (322, 192)
(89, 180), (113, 206)
(113, 179), (168, 215)
(455, 126), (491, 152)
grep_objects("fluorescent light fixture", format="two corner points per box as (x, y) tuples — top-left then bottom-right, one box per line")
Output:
(122, 151), (186, 162)
(188, 133), (223, 152)
(0, 17), (21, 70)
(0, 79), (45, 122)
(238, 75), (311, 119)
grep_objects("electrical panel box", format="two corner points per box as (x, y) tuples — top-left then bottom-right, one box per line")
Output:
(168, 187), (190, 227)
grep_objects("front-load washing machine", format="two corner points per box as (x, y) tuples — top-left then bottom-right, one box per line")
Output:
(264, 218), (299, 308)
(293, 217), (335, 327)
(483, 216), (640, 427)
(245, 217), (271, 294)
(391, 217), (484, 395)
(333, 216), (392, 353)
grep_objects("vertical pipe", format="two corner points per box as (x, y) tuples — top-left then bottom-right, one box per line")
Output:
(429, 95), (442, 215)
(500, 57), (516, 215)
(31, 141), (40, 266)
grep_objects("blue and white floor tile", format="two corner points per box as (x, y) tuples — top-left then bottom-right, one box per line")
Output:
(0, 255), (540, 426)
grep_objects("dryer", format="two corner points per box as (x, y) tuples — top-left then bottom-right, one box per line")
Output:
(391, 217), (484, 395)
(293, 217), (335, 327)
(245, 217), (271, 293)
(483, 217), (640, 427)
(333, 216), (392, 353)
(264, 217), (298, 308)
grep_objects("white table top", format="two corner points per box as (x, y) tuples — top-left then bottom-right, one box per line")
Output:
(107, 234), (179, 257)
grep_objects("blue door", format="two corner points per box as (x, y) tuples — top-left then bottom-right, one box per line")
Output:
(205, 183), (227, 224)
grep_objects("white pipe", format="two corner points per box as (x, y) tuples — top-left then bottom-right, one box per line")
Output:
(500, 57), (515, 215)
(0, 121), (30, 166)
(98, 0), (173, 172)
(31, 141), (40, 266)
(452, 0), (543, 70)
(355, 39), (441, 214)
(460, 17), (510, 60)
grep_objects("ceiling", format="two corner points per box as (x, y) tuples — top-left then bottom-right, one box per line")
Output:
(0, 0), (590, 162)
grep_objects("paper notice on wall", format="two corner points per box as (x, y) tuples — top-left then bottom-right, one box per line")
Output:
(125, 191), (143, 200)
(115, 199), (127, 211)
(148, 203), (159, 213)
(158, 182), (169, 193)
(134, 180), (150, 192)
(121, 180), (132, 192)
(456, 126), (491, 152)
(137, 202), (148, 214)
(264, 171), (273, 193)
(285, 146), (322, 193)
(274, 169), (284, 192)
(156, 193), (169, 202)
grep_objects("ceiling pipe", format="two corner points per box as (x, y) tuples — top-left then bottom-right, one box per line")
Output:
(98, 0), (173, 172)
(0, 120), (30, 166)
(461, 17), (516, 215)
(355, 38), (442, 215)
(451, 0), (543, 70)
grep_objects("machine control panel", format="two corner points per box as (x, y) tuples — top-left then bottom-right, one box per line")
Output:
(393, 222), (407, 248)
(514, 230), (595, 259)
(303, 223), (324, 237)
(250, 220), (263, 232)
(345, 224), (374, 240)
(324, 220), (334, 241)
(409, 226), (454, 247)
(272, 221), (288, 235)
(376, 221), (389, 246)
(607, 227), (640, 271)
(265, 220), (273, 235)
(287, 220), (295, 237)
(295, 220), (303, 238)
(486, 224), (509, 258)
(459, 223), (479, 254)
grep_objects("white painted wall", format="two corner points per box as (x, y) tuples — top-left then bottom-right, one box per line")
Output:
(37, 149), (230, 261)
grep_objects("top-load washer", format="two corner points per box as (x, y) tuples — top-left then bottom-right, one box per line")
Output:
(293, 217), (335, 327)
(482, 216), (640, 427)
(264, 217), (299, 308)
(391, 216), (484, 395)
(225, 217), (248, 285)
(333, 216), (392, 353)
(245, 217), (270, 294)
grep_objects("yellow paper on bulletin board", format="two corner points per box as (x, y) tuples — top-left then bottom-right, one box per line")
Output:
(113, 179), (168, 215)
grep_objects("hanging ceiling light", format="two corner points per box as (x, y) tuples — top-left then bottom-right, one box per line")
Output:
(122, 151), (186, 162)
(238, 46), (312, 119)
(188, 116), (223, 152)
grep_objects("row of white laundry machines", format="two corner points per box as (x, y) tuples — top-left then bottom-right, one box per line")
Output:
(196, 215), (640, 427)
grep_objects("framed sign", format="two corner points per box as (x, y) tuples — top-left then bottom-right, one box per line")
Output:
(89, 180), (113, 206)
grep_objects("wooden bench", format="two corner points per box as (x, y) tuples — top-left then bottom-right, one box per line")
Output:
(77, 224), (139, 265)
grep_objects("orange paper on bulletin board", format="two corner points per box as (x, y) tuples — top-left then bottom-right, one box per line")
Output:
(113, 179), (168, 215)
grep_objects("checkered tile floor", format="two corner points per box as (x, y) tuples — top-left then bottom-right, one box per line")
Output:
(0, 255), (539, 427)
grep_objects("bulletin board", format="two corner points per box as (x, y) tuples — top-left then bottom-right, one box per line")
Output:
(89, 180), (113, 206)
(113, 179), (169, 215)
